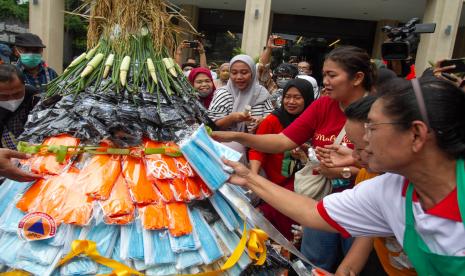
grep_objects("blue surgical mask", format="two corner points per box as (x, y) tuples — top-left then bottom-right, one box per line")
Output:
(20, 53), (42, 68)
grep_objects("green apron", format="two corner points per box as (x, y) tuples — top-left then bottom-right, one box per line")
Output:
(403, 159), (465, 276)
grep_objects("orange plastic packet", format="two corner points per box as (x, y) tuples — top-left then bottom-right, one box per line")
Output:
(174, 156), (194, 177)
(104, 212), (135, 225)
(60, 168), (94, 225)
(144, 140), (178, 179)
(171, 177), (190, 202)
(165, 202), (192, 237)
(100, 172), (135, 224)
(29, 135), (80, 175)
(139, 201), (168, 230)
(122, 156), (160, 205)
(17, 169), (81, 224)
(16, 178), (47, 212)
(153, 179), (176, 202)
(194, 175), (213, 197)
(185, 176), (203, 200)
(77, 154), (121, 200)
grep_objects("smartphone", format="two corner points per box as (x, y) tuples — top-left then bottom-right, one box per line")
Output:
(186, 41), (199, 48)
(440, 58), (465, 74)
(273, 38), (287, 47)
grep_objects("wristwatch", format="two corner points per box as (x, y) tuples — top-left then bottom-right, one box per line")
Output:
(341, 167), (352, 179)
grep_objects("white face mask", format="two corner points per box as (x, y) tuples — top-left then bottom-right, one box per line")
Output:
(0, 96), (25, 112)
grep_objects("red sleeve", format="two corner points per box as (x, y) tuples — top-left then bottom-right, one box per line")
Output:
(282, 97), (325, 145)
(316, 200), (351, 238)
(249, 115), (282, 162)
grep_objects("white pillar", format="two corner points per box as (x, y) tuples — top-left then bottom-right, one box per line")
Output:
(29, 0), (65, 73)
(415, 0), (463, 74)
(241, 0), (272, 59)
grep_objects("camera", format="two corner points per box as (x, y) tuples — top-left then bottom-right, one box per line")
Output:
(381, 18), (436, 60)
(273, 38), (287, 47)
(185, 41), (199, 48)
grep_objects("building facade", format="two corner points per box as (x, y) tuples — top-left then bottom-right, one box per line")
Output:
(29, 0), (465, 75)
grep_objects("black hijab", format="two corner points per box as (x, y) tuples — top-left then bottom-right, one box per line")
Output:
(272, 78), (314, 128)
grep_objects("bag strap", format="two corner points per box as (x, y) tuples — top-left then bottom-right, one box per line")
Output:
(333, 127), (346, 145)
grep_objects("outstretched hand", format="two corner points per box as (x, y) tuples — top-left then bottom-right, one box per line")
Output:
(0, 149), (41, 182)
(223, 158), (252, 187)
(211, 131), (235, 143)
(316, 144), (354, 168)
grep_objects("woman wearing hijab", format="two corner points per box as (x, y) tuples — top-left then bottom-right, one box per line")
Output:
(214, 62), (230, 88)
(208, 54), (273, 133)
(249, 78), (315, 240)
(188, 67), (216, 109)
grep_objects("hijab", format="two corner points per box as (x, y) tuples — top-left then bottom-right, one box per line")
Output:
(272, 78), (314, 128)
(188, 67), (216, 109)
(226, 54), (270, 131)
(227, 55), (269, 112)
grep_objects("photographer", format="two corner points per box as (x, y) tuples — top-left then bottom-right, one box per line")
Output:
(175, 40), (208, 74)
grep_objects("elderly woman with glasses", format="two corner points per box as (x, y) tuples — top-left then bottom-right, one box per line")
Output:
(224, 77), (465, 275)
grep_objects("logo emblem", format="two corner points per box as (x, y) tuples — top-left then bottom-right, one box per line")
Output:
(18, 212), (56, 241)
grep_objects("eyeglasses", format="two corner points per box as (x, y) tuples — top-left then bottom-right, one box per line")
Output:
(364, 122), (406, 137)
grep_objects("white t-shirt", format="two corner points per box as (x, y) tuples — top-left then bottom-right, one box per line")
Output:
(318, 173), (465, 256)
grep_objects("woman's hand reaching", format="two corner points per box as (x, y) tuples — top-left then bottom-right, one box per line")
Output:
(222, 158), (253, 187)
(316, 144), (354, 168)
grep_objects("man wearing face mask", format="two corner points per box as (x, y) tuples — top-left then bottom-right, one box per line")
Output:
(0, 64), (39, 150)
(14, 33), (57, 93)
(270, 63), (298, 107)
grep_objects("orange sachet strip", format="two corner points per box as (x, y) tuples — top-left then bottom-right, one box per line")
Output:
(153, 179), (175, 202)
(29, 135), (80, 175)
(17, 169), (77, 223)
(185, 176), (202, 200)
(104, 212), (135, 225)
(139, 201), (168, 230)
(77, 154), (121, 200)
(122, 156), (160, 205)
(165, 202), (192, 237)
(171, 177), (190, 202)
(100, 172), (135, 224)
(174, 156), (194, 177)
(144, 140), (178, 179)
(60, 168), (94, 226)
(16, 178), (46, 212)
(194, 175), (212, 197)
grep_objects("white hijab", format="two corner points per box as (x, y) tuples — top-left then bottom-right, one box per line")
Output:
(226, 55), (269, 115)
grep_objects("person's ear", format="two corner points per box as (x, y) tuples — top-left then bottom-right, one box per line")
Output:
(352, 71), (365, 87)
(410, 120), (429, 153)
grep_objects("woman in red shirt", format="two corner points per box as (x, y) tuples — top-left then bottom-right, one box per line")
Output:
(213, 46), (376, 272)
(249, 78), (315, 240)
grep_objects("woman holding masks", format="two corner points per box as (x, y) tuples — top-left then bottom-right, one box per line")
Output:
(249, 78), (315, 240)
(208, 54), (273, 133)
(188, 67), (216, 109)
(213, 46), (375, 272)
(224, 77), (465, 275)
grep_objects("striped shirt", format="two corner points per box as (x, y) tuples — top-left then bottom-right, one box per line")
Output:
(208, 88), (274, 132)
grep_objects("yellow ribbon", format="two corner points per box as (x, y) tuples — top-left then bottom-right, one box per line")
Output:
(182, 223), (269, 276)
(58, 225), (268, 276)
(247, 228), (268, 266)
(0, 271), (30, 276)
(56, 240), (143, 276)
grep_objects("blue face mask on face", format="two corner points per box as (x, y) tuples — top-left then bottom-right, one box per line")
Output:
(20, 53), (42, 68)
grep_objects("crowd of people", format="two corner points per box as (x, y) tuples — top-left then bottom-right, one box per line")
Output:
(1, 30), (465, 275)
